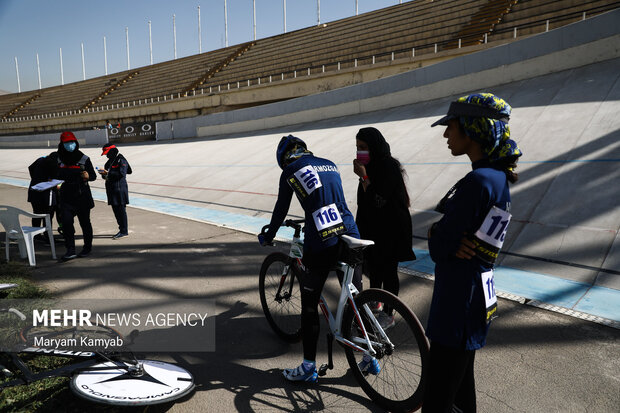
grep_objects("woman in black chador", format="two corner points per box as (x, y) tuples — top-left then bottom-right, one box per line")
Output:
(353, 127), (416, 329)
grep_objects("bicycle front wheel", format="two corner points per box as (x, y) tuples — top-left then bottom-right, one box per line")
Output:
(71, 359), (194, 406)
(342, 288), (429, 413)
(258, 252), (302, 343)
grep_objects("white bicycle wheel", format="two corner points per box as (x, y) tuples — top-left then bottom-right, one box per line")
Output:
(70, 359), (194, 406)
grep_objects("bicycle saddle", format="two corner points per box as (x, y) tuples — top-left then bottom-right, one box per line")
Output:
(340, 235), (374, 249)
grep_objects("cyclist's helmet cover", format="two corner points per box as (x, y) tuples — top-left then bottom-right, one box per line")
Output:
(277, 135), (308, 168)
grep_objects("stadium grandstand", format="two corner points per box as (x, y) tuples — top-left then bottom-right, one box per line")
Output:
(0, 0), (618, 138)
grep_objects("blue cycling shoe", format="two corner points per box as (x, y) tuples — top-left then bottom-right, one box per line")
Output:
(358, 354), (381, 375)
(283, 363), (318, 383)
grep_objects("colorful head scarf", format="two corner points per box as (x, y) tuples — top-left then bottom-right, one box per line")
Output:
(458, 93), (522, 162)
(432, 93), (522, 163)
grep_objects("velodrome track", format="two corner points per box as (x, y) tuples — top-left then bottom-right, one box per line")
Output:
(0, 53), (619, 327)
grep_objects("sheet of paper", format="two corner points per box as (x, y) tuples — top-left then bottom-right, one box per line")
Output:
(31, 179), (64, 191)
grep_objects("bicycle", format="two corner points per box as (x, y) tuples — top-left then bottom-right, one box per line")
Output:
(258, 219), (429, 412)
(0, 286), (195, 406)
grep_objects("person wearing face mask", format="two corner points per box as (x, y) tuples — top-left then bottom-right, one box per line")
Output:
(98, 143), (132, 239)
(48, 131), (97, 261)
(353, 127), (416, 330)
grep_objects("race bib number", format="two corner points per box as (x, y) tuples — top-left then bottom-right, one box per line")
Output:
(481, 270), (498, 323)
(288, 166), (322, 199)
(472, 206), (512, 264)
(313, 204), (345, 241)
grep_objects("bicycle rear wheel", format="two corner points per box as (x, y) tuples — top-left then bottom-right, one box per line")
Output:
(71, 359), (194, 406)
(259, 252), (302, 343)
(342, 288), (429, 413)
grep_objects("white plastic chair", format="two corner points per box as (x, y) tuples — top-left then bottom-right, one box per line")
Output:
(0, 205), (57, 266)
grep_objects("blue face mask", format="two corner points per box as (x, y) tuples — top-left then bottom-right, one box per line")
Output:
(63, 142), (77, 152)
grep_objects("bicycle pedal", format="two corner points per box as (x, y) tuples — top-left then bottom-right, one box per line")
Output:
(318, 364), (329, 376)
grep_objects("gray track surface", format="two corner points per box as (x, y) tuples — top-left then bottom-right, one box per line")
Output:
(0, 184), (618, 412)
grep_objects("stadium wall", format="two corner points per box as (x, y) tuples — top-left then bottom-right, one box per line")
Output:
(0, 129), (107, 148)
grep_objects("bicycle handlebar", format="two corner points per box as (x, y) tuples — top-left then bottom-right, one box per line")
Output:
(0, 308), (27, 321)
(259, 218), (304, 247)
(285, 218), (305, 227)
(10, 308), (26, 321)
(260, 218), (304, 235)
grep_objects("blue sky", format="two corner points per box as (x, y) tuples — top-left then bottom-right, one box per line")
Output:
(0, 0), (404, 94)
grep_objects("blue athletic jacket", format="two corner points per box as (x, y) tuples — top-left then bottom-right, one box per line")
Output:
(426, 159), (511, 350)
(264, 154), (359, 252)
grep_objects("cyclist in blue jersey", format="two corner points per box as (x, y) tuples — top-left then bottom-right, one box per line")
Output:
(423, 94), (522, 412)
(259, 135), (376, 382)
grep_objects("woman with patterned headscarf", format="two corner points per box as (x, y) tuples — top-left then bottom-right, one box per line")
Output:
(424, 93), (522, 412)
(353, 127), (416, 330)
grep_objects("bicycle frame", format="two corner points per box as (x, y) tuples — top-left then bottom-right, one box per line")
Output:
(1, 279), (196, 407)
(285, 235), (394, 359)
(0, 305), (146, 389)
(0, 350), (110, 388)
(262, 220), (430, 410)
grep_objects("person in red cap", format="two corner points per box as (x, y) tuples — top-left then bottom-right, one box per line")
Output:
(49, 131), (97, 261)
(98, 143), (132, 239)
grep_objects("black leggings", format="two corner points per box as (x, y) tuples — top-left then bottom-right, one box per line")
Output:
(365, 246), (399, 314)
(299, 243), (363, 362)
(422, 341), (477, 413)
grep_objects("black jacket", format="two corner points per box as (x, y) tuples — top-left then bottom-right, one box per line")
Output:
(103, 152), (131, 205)
(49, 142), (96, 209)
(356, 128), (415, 262)
(27, 156), (58, 207)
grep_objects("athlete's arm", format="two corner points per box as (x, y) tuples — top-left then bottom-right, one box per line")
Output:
(263, 173), (294, 243)
(428, 175), (488, 262)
